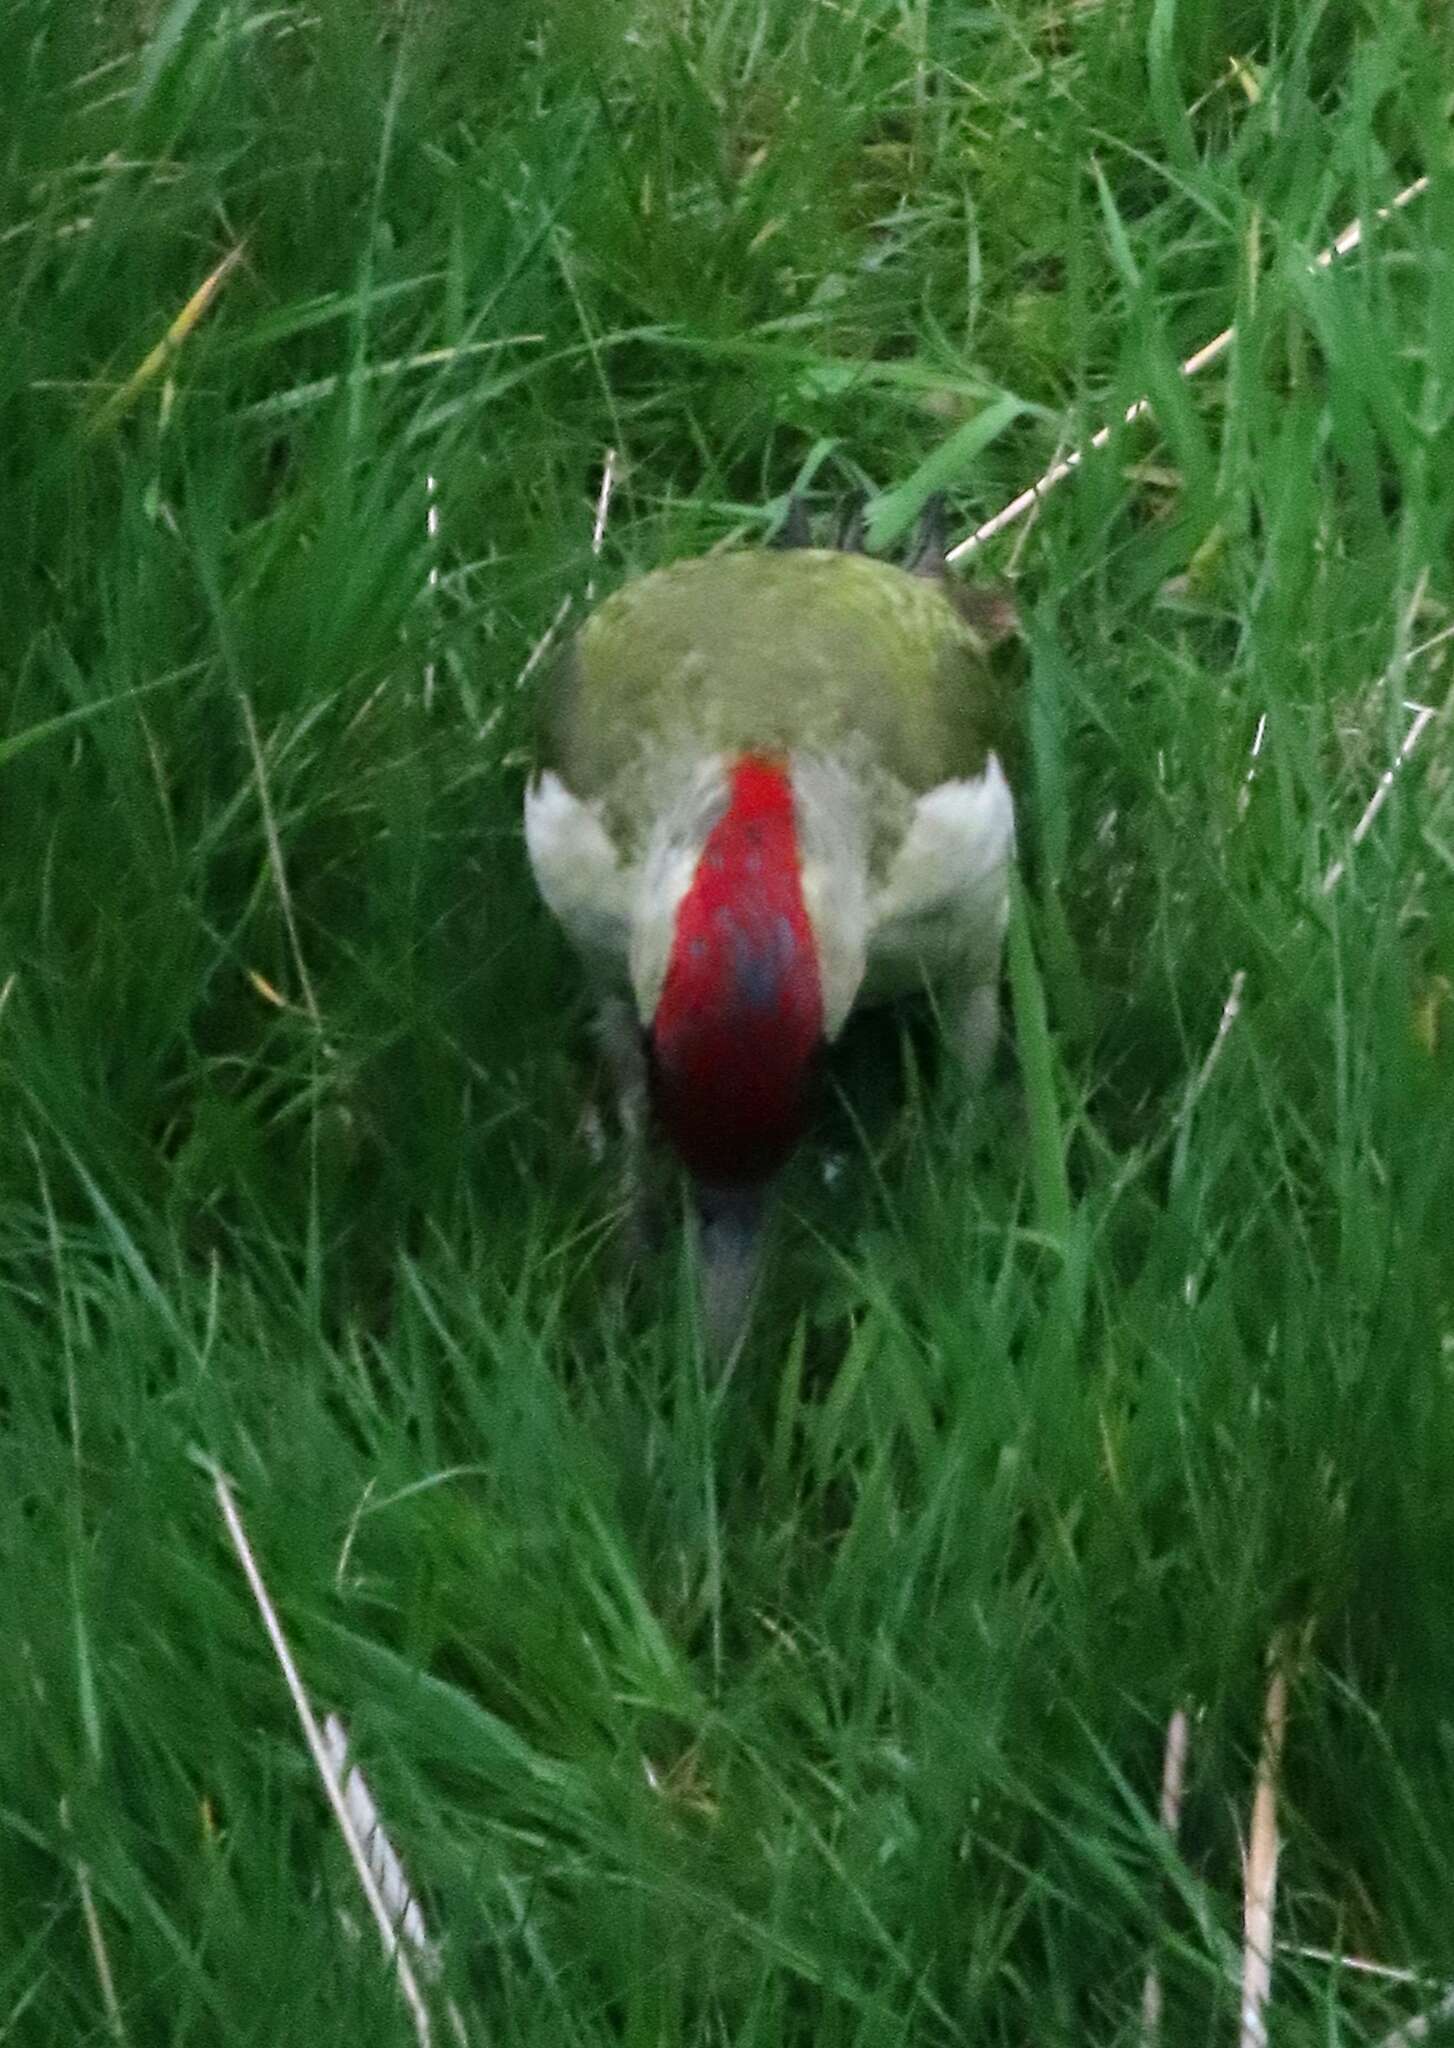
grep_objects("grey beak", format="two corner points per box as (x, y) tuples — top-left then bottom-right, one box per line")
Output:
(695, 1182), (768, 1364)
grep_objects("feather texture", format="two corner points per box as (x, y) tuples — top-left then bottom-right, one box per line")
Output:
(539, 549), (1009, 846)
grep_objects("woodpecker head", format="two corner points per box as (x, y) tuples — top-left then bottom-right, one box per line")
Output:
(646, 754), (825, 1195)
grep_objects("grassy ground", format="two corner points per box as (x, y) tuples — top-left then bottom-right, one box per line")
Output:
(2, 0), (1453, 2040)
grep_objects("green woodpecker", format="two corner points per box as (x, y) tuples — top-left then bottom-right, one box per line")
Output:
(524, 496), (1018, 1352)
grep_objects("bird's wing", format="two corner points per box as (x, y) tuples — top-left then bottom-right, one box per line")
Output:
(862, 754), (1015, 1002)
(523, 770), (633, 986)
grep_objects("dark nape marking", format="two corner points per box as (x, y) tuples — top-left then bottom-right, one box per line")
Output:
(833, 490), (868, 554)
(772, 492), (814, 549)
(905, 491), (948, 577)
(761, 488), (1015, 642)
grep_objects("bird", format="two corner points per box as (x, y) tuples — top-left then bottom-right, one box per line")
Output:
(524, 492), (1019, 1355)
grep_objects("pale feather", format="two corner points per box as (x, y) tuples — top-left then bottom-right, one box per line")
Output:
(861, 753), (1014, 1005)
(525, 759), (732, 1016)
(523, 770), (633, 987)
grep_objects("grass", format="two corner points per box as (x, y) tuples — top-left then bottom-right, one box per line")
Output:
(1, 0), (1452, 2040)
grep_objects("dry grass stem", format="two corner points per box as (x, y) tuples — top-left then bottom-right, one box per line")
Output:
(587, 446), (619, 602)
(236, 690), (324, 1034)
(322, 1715), (438, 1965)
(1157, 1705), (1191, 1837)
(210, 1466), (437, 2048)
(423, 471), (441, 710)
(322, 1717), (470, 2044)
(1238, 713), (1268, 817)
(1004, 436), (1065, 579)
(515, 450), (618, 696)
(591, 448), (619, 555)
(241, 335), (544, 423)
(1314, 176), (1430, 267)
(946, 392), (1152, 564)
(335, 1476), (379, 1590)
(514, 593), (573, 694)
(1238, 1644), (1292, 2048)
(87, 243), (245, 436)
(949, 175), (1430, 563)
(1182, 611), (1444, 1088)
(61, 1796), (125, 2042)
(1321, 704), (1437, 896)
(245, 967), (290, 1011)
(1280, 1946), (1441, 1988)
(77, 1859), (125, 2041)
(1179, 970), (1247, 1124)
(1140, 1705), (1192, 2048)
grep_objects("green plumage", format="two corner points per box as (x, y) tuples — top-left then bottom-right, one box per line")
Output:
(540, 548), (1013, 843)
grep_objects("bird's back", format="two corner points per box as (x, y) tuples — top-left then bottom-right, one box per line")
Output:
(541, 549), (1008, 840)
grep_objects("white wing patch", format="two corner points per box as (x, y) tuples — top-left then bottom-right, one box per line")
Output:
(862, 753), (1015, 1002)
(523, 772), (633, 985)
(524, 758), (731, 1014)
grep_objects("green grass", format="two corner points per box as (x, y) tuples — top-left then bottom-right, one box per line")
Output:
(2, 0), (1453, 2040)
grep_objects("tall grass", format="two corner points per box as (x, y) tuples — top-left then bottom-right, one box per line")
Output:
(1, 1), (1451, 2040)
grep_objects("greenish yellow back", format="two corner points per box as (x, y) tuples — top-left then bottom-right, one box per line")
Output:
(541, 550), (1008, 821)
